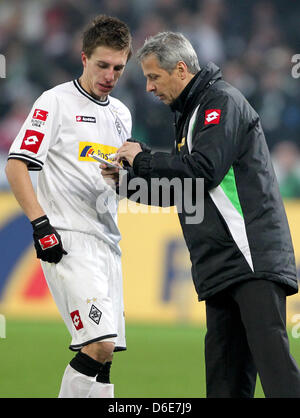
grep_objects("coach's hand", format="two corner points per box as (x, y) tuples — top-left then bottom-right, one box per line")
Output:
(116, 141), (143, 166)
(127, 138), (151, 153)
(31, 215), (67, 263)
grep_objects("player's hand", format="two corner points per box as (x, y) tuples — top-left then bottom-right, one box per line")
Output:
(31, 215), (67, 263)
(100, 163), (121, 188)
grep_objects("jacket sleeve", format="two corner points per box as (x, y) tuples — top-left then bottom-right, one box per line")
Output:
(117, 165), (176, 207)
(133, 93), (241, 191)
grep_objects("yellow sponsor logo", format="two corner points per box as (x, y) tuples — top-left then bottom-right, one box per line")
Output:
(178, 137), (185, 151)
(78, 141), (117, 162)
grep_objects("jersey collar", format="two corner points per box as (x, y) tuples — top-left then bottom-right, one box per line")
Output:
(73, 79), (110, 106)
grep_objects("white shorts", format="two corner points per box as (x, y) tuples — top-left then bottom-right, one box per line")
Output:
(41, 230), (126, 352)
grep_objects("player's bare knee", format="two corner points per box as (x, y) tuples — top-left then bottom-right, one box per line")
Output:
(98, 341), (115, 361)
(82, 341), (114, 363)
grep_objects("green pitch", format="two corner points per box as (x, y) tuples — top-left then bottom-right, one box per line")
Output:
(0, 319), (299, 398)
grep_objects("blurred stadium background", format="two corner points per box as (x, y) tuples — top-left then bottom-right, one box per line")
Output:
(1, 0), (300, 398)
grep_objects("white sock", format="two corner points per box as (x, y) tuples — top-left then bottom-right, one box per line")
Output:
(58, 364), (95, 398)
(87, 382), (114, 398)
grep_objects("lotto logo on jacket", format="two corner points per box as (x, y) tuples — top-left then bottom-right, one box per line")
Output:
(204, 109), (221, 125)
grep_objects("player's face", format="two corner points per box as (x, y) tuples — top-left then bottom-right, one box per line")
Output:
(141, 54), (186, 105)
(81, 46), (128, 100)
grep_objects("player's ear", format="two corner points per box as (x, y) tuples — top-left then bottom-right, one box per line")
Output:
(81, 51), (87, 68)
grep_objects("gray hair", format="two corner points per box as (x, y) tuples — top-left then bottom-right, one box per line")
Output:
(136, 32), (200, 74)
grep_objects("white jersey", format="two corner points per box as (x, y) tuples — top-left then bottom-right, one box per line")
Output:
(8, 80), (132, 254)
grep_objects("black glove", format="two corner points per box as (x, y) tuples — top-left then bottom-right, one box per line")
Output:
(31, 215), (67, 263)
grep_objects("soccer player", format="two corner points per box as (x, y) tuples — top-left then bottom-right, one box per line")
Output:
(5, 15), (132, 398)
(104, 32), (300, 397)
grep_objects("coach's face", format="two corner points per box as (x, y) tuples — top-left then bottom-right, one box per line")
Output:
(141, 54), (191, 105)
(81, 46), (128, 100)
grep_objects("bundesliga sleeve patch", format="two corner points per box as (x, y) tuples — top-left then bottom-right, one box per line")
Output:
(20, 129), (45, 154)
(204, 109), (221, 125)
(33, 109), (48, 121)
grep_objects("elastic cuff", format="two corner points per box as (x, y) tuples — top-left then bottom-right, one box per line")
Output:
(31, 215), (49, 229)
(132, 152), (152, 176)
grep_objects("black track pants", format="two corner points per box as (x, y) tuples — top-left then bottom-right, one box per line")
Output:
(205, 279), (300, 398)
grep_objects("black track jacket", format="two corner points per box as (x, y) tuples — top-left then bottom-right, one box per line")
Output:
(120, 62), (298, 301)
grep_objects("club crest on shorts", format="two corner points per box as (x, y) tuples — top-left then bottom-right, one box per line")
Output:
(89, 304), (102, 325)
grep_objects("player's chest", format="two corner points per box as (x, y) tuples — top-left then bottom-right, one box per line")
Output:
(59, 103), (125, 147)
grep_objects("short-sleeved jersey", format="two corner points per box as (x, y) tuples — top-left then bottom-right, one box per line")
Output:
(8, 80), (132, 254)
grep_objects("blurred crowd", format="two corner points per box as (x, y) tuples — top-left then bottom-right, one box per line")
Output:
(0, 0), (300, 196)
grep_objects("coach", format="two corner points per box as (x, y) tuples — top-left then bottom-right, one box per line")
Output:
(109, 32), (300, 397)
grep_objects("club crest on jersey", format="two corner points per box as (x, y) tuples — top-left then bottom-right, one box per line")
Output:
(20, 129), (45, 154)
(70, 310), (84, 330)
(39, 234), (59, 250)
(76, 115), (96, 123)
(115, 116), (122, 135)
(204, 109), (221, 125)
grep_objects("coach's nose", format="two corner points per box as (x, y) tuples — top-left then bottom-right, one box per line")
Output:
(146, 79), (155, 93)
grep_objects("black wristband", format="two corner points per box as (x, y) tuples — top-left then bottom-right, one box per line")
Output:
(31, 215), (49, 231)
